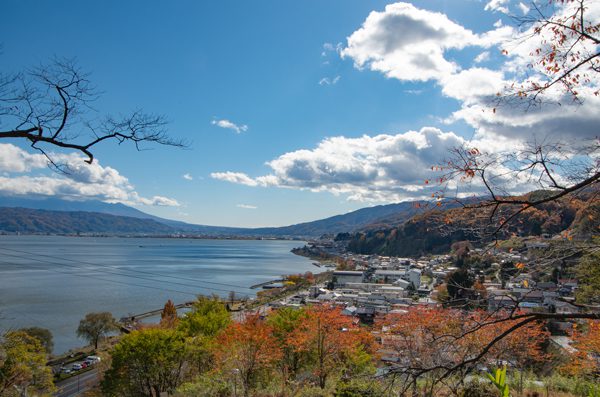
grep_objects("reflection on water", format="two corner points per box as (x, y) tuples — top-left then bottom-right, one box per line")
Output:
(0, 236), (315, 354)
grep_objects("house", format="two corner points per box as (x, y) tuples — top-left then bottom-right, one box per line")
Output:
(333, 271), (364, 286)
(356, 306), (376, 324)
(407, 268), (422, 289)
(373, 270), (406, 283)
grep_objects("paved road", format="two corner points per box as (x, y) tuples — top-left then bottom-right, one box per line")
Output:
(55, 368), (99, 397)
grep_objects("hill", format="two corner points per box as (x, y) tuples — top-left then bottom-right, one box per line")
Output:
(247, 201), (424, 237)
(346, 191), (599, 257)
(0, 207), (176, 235)
(0, 197), (426, 237)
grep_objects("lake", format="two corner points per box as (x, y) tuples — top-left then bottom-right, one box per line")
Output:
(0, 236), (317, 354)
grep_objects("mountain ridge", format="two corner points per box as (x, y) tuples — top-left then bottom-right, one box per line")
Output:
(0, 197), (424, 237)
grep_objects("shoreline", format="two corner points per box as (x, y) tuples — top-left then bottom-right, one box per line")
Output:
(0, 237), (319, 356)
(0, 232), (307, 241)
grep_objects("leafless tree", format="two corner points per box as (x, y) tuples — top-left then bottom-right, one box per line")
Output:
(0, 58), (185, 169)
(393, 1), (600, 391)
(499, 0), (600, 107)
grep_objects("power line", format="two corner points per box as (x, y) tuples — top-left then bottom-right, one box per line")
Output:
(0, 246), (251, 290)
(0, 246), (252, 292)
(0, 250), (251, 297)
(0, 258), (199, 297)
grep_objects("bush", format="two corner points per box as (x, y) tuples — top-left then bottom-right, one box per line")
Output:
(175, 375), (231, 397)
(333, 379), (384, 397)
(460, 380), (498, 397)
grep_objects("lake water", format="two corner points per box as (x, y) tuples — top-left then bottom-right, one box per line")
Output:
(0, 236), (316, 354)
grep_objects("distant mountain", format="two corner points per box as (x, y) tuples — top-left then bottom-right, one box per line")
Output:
(0, 197), (246, 235)
(0, 207), (176, 235)
(0, 196), (428, 237)
(248, 201), (425, 237)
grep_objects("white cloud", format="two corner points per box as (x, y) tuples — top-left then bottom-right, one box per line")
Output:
(484, 0), (509, 14)
(211, 119), (248, 134)
(0, 144), (48, 173)
(342, 1), (600, 145)
(209, 2), (600, 205)
(0, 144), (180, 207)
(441, 67), (506, 104)
(341, 2), (480, 82)
(182, 173), (193, 181)
(319, 75), (341, 85)
(212, 127), (473, 202)
(518, 2), (530, 15)
(322, 42), (342, 55)
(474, 51), (490, 64)
(211, 127), (548, 202)
(210, 171), (259, 187)
(236, 204), (257, 209)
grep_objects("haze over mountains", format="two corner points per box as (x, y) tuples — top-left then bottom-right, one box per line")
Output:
(0, 196), (424, 237)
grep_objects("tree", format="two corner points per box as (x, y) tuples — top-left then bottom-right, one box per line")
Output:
(160, 299), (178, 329)
(503, 0), (600, 104)
(177, 295), (230, 338)
(564, 320), (600, 375)
(0, 331), (55, 396)
(18, 327), (53, 355)
(267, 307), (308, 386)
(213, 314), (282, 397)
(177, 296), (231, 376)
(0, 58), (184, 167)
(380, 308), (550, 396)
(288, 305), (375, 389)
(77, 311), (118, 349)
(575, 242), (600, 304)
(102, 328), (187, 397)
(420, 1), (600, 384)
(446, 268), (475, 304)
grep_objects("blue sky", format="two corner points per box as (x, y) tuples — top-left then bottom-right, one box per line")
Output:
(1, 1), (598, 227)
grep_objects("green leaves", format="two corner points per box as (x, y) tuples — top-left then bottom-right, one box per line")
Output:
(102, 328), (187, 396)
(177, 296), (231, 337)
(485, 365), (510, 397)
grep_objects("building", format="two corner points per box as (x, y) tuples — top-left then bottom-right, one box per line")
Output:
(332, 271), (364, 286)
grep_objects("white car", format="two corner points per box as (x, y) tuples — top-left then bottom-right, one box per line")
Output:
(71, 363), (83, 371)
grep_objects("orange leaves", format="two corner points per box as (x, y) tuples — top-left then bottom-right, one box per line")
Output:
(380, 308), (550, 371)
(214, 314), (282, 376)
(288, 305), (375, 388)
(515, 262), (526, 270)
(562, 320), (600, 375)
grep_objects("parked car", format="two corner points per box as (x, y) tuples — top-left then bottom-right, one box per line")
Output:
(80, 362), (88, 369)
(71, 363), (83, 371)
(86, 355), (101, 363)
(61, 367), (72, 374)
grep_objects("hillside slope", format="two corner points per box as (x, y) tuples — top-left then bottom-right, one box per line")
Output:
(347, 192), (599, 257)
(0, 197), (426, 237)
(0, 208), (176, 235)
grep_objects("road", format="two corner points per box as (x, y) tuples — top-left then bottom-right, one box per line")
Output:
(54, 368), (99, 397)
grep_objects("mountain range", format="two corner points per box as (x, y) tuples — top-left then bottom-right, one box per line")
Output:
(0, 196), (425, 237)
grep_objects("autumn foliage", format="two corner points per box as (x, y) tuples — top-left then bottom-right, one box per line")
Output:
(562, 320), (600, 375)
(287, 305), (376, 389)
(379, 307), (549, 393)
(213, 314), (282, 396)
